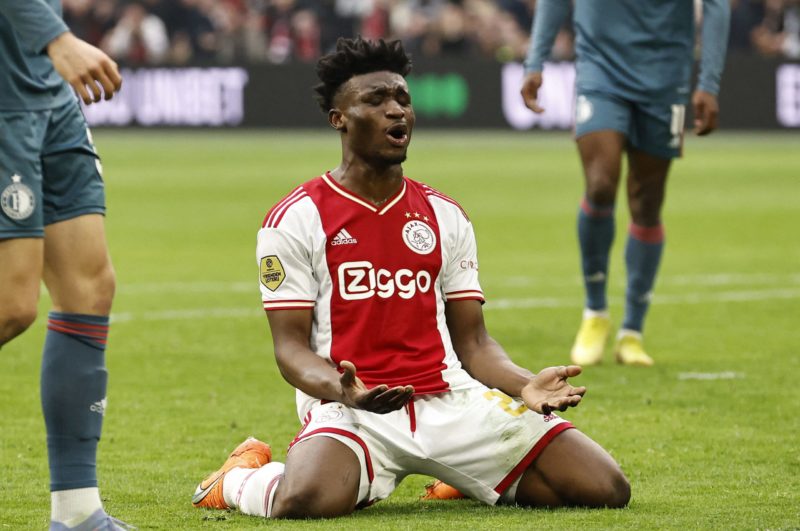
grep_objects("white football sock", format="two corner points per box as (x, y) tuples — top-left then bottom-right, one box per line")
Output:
(223, 462), (285, 517)
(51, 487), (103, 524)
(583, 308), (610, 319)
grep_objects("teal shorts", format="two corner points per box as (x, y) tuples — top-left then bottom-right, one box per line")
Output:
(574, 90), (687, 159)
(0, 100), (105, 239)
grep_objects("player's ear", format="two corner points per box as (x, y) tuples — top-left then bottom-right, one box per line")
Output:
(329, 108), (346, 132)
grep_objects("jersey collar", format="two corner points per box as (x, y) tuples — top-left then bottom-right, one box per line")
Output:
(322, 172), (406, 216)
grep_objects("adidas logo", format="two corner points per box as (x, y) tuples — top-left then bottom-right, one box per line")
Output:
(331, 228), (358, 246)
(586, 271), (606, 283)
(89, 398), (107, 415)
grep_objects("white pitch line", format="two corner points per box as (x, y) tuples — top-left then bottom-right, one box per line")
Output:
(499, 272), (800, 288)
(109, 287), (800, 323)
(486, 288), (800, 310)
(677, 372), (744, 380)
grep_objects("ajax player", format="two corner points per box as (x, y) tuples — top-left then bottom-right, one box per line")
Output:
(192, 37), (630, 518)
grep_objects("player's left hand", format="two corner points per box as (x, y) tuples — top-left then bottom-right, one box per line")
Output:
(692, 90), (719, 136)
(47, 32), (123, 105)
(520, 365), (586, 415)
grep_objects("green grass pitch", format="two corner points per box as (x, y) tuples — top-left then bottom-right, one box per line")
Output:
(1, 130), (798, 530)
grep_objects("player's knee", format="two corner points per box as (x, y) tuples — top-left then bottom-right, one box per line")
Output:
(272, 483), (356, 519)
(584, 179), (617, 207)
(88, 264), (116, 315)
(585, 467), (630, 508)
(0, 305), (37, 345)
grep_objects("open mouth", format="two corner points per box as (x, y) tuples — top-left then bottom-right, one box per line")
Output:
(385, 123), (409, 146)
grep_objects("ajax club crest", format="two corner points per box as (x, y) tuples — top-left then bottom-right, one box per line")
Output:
(402, 219), (436, 255)
(260, 255), (286, 291)
(1, 174), (35, 221)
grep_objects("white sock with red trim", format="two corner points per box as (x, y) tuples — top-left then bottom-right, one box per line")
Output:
(223, 462), (285, 517)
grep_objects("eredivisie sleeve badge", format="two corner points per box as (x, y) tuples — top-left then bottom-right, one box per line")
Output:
(260, 255), (286, 291)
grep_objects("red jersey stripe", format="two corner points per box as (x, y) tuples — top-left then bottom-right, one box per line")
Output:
(288, 427), (375, 483)
(494, 422), (574, 494)
(263, 186), (306, 228)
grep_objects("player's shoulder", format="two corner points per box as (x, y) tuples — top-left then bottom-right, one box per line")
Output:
(261, 176), (324, 229)
(411, 178), (471, 222)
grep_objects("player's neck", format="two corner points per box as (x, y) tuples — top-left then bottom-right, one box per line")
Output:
(330, 161), (404, 207)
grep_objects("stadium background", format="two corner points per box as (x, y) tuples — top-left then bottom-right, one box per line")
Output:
(2, 1), (799, 530)
(65, 0), (800, 129)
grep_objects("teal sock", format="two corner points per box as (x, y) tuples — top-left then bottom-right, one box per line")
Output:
(623, 224), (665, 332)
(41, 312), (109, 491)
(578, 197), (615, 311)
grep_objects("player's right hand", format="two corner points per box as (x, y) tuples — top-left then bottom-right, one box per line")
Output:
(339, 360), (414, 414)
(47, 32), (123, 105)
(520, 71), (545, 114)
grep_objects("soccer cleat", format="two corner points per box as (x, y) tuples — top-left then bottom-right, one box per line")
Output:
(570, 314), (611, 365)
(614, 332), (654, 367)
(192, 437), (272, 509)
(420, 480), (466, 500)
(49, 509), (136, 531)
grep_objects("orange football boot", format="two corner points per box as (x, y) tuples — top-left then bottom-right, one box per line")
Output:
(420, 480), (466, 500)
(192, 437), (272, 509)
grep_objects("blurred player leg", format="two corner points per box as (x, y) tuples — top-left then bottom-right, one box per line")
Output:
(616, 148), (671, 366)
(41, 214), (117, 528)
(514, 428), (630, 508)
(0, 238), (43, 346)
(571, 130), (626, 365)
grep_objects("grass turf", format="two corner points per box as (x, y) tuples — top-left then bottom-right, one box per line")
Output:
(1, 130), (798, 529)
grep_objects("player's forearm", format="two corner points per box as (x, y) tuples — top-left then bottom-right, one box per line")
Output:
(274, 344), (348, 403)
(0, 0), (68, 53)
(458, 338), (535, 398)
(698, 0), (731, 95)
(523, 0), (571, 74)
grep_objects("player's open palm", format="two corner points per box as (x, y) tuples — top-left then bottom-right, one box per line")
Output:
(521, 365), (586, 415)
(339, 361), (414, 414)
(47, 32), (122, 105)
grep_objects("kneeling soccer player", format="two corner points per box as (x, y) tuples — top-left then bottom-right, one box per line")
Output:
(192, 37), (630, 518)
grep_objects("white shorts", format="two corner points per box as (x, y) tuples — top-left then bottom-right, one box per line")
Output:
(287, 385), (574, 506)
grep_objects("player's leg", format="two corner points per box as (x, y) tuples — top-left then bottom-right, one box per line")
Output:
(614, 100), (683, 366)
(0, 238), (43, 346)
(514, 428), (630, 508)
(615, 149), (670, 366)
(570, 92), (630, 365)
(269, 436), (362, 518)
(213, 436), (364, 519)
(41, 214), (117, 529)
(38, 102), (124, 530)
(0, 110), (48, 346)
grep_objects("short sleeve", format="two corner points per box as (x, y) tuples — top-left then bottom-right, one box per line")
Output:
(440, 215), (484, 303)
(256, 226), (317, 311)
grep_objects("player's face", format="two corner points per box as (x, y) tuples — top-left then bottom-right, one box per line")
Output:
(334, 71), (415, 166)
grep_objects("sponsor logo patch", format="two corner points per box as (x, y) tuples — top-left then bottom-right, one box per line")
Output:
(402, 220), (436, 255)
(260, 255), (286, 291)
(1, 174), (35, 221)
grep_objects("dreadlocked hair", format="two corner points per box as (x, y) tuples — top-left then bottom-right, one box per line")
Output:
(313, 37), (412, 113)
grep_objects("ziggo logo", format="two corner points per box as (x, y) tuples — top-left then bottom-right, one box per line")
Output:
(337, 261), (432, 300)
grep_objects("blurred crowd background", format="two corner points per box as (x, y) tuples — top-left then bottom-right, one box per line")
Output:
(62, 0), (800, 66)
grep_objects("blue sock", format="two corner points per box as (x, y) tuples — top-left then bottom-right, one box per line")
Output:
(577, 197), (615, 311)
(623, 224), (665, 332)
(41, 312), (109, 492)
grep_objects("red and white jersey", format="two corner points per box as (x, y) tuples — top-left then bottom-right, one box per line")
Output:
(257, 172), (484, 417)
